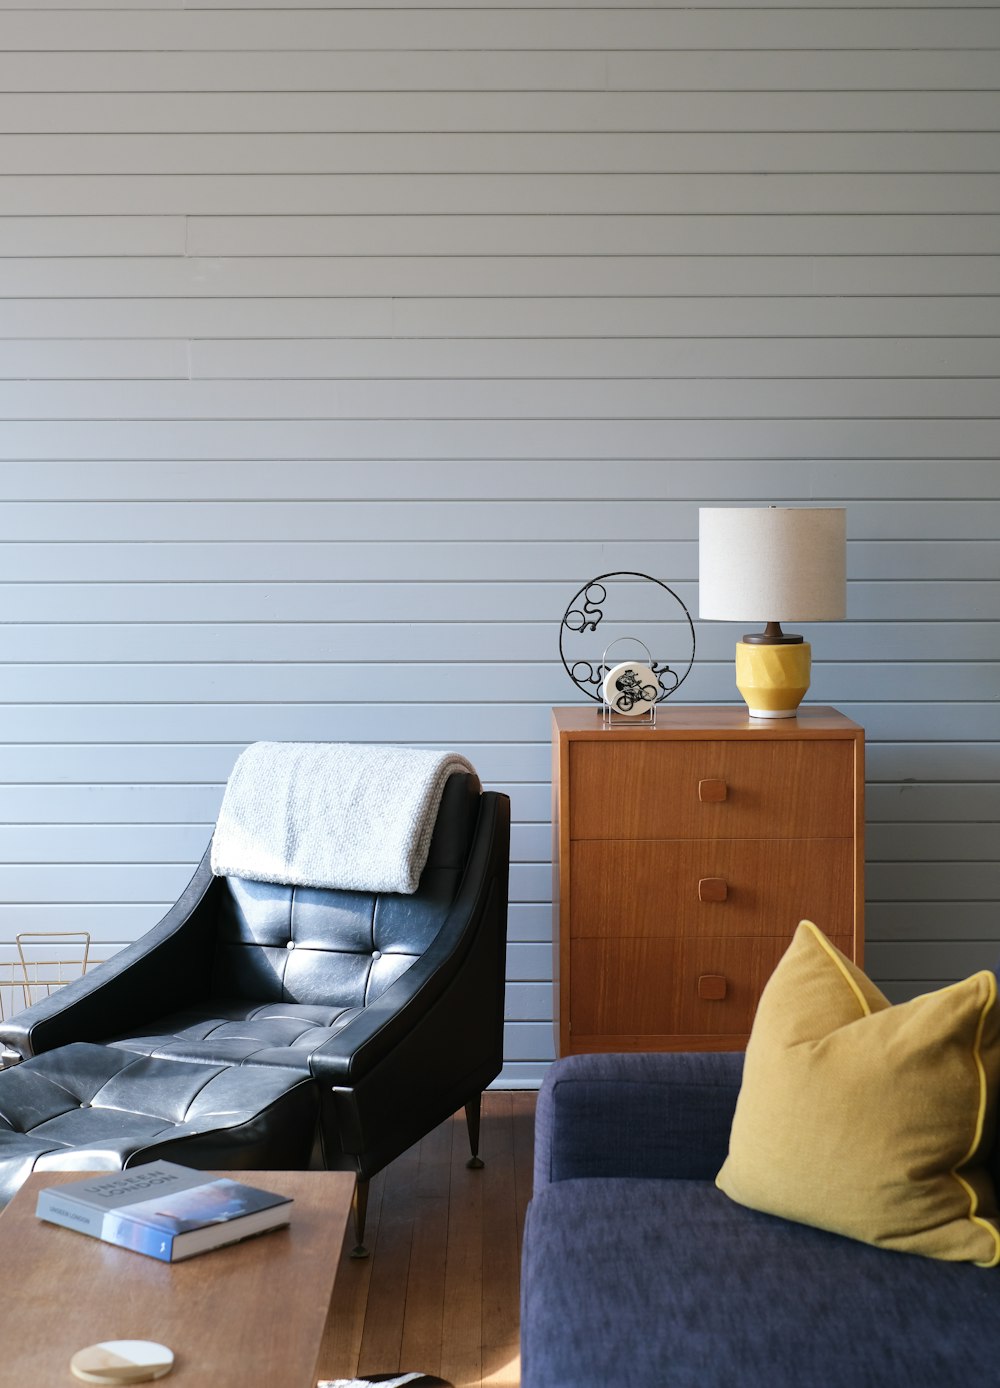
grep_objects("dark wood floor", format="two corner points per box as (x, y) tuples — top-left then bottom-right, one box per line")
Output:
(319, 1091), (537, 1388)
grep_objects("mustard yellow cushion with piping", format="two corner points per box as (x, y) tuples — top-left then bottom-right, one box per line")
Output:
(716, 920), (1000, 1265)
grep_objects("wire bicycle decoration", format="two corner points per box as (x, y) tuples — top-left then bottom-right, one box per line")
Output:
(558, 571), (696, 724)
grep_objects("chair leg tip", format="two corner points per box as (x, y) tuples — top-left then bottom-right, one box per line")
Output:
(350, 1243), (370, 1259)
(466, 1155), (485, 1170)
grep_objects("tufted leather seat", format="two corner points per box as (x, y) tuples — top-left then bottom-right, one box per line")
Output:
(108, 999), (365, 1069)
(0, 1041), (317, 1206)
(0, 772), (510, 1248)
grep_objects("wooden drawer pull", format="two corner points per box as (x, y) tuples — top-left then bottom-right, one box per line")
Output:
(698, 779), (728, 803)
(698, 877), (728, 903)
(698, 975), (728, 1002)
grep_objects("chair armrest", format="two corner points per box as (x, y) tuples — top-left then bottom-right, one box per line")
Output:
(307, 791), (510, 1088)
(533, 1051), (744, 1192)
(0, 846), (221, 1060)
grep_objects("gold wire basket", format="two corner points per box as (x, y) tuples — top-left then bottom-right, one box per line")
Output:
(0, 932), (104, 1024)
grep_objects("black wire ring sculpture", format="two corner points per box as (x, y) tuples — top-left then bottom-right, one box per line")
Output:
(558, 571), (696, 705)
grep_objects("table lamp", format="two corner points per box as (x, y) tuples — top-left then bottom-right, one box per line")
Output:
(698, 506), (846, 718)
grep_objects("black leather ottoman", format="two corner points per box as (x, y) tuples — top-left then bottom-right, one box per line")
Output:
(0, 1041), (319, 1206)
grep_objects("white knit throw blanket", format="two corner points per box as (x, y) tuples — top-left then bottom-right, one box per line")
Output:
(210, 742), (478, 895)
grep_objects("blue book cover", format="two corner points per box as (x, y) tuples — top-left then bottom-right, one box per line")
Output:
(36, 1160), (292, 1261)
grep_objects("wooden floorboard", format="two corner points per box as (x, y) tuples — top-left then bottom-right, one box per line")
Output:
(480, 1094), (521, 1388)
(511, 1092), (536, 1269)
(357, 1134), (423, 1376)
(439, 1101), (485, 1388)
(319, 1166), (386, 1378)
(319, 1092), (536, 1388)
(399, 1110), (453, 1378)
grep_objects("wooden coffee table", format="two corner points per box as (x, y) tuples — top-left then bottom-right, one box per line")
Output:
(0, 1170), (355, 1386)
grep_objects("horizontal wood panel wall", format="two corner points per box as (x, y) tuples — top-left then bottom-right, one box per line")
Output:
(0, 1), (997, 1086)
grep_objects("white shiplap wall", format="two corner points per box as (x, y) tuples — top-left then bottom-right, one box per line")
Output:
(0, 2), (997, 1086)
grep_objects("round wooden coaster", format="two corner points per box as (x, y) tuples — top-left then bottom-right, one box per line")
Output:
(70, 1340), (174, 1385)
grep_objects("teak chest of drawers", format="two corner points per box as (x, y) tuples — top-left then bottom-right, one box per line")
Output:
(551, 706), (864, 1056)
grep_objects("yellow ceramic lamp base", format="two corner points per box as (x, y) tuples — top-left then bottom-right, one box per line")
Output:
(735, 641), (811, 719)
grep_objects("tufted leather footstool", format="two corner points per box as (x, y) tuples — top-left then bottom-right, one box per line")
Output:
(0, 1041), (319, 1206)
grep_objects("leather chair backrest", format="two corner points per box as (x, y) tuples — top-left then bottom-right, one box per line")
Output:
(211, 772), (481, 1009)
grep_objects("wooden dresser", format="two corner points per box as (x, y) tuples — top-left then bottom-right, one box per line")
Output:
(551, 705), (864, 1056)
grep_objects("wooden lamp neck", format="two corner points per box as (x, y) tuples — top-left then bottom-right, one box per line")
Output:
(742, 621), (804, 647)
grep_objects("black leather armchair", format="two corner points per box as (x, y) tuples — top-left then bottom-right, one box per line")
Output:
(0, 773), (510, 1250)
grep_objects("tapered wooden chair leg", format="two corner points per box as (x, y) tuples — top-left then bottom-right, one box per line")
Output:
(465, 1093), (485, 1169)
(350, 1176), (370, 1258)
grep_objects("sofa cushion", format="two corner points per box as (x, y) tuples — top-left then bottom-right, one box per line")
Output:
(717, 921), (1000, 1264)
(108, 999), (363, 1069)
(521, 1177), (1000, 1388)
(212, 874), (457, 1008)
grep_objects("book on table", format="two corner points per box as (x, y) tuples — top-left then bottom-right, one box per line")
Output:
(35, 1160), (293, 1262)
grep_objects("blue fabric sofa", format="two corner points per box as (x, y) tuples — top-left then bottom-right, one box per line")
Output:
(520, 1051), (1000, 1388)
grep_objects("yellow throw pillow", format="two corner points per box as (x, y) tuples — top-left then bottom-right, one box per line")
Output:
(717, 920), (1000, 1265)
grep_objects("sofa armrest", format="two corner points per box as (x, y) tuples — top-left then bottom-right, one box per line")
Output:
(533, 1051), (744, 1191)
(0, 847), (221, 1060)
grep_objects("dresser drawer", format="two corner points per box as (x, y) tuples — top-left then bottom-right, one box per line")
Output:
(569, 933), (854, 1042)
(569, 838), (855, 941)
(568, 739), (855, 841)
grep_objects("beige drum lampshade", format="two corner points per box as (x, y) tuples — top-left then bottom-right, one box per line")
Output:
(698, 507), (846, 625)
